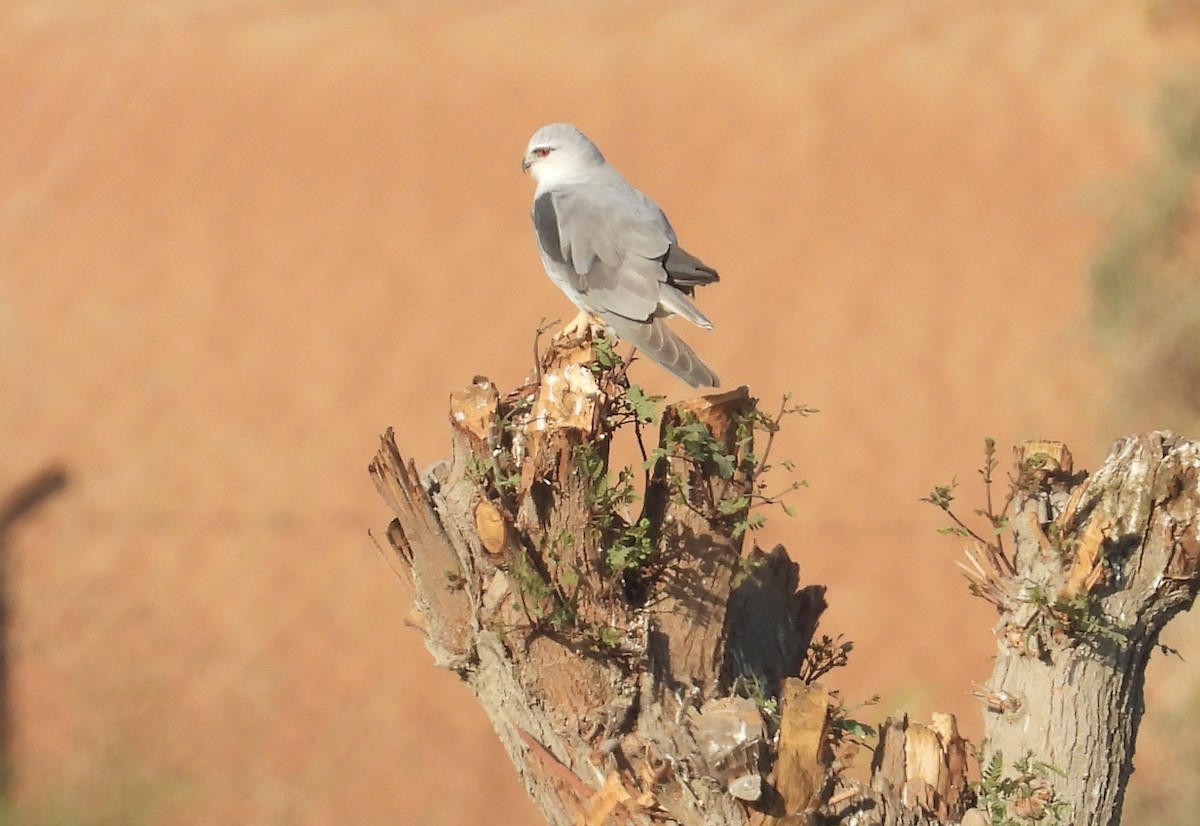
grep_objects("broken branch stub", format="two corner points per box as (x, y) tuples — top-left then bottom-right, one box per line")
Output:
(369, 428), (474, 668)
(642, 388), (756, 700)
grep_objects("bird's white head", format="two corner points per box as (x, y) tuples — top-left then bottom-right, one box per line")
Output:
(521, 123), (606, 184)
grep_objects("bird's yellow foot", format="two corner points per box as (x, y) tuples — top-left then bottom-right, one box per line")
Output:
(556, 310), (604, 341)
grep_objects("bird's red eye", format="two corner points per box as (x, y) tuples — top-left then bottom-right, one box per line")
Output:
(534, 147), (551, 158)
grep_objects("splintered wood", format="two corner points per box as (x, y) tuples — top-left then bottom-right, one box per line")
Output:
(1060, 513), (1112, 598)
(870, 712), (969, 823)
(771, 679), (831, 824)
(369, 429), (474, 665)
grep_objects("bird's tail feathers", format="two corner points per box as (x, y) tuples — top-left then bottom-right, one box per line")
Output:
(603, 315), (719, 388)
(658, 288), (714, 330)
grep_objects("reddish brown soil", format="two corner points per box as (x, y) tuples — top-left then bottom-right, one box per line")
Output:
(2, 2), (1198, 823)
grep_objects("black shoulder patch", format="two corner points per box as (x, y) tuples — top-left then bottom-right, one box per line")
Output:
(532, 192), (566, 266)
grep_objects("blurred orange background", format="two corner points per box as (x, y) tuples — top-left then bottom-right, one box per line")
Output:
(3, 2), (1200, 824)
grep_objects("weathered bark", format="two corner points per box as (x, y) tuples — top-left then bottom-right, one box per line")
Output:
(368, 336), (1198, 826)
(960, 435), (1200, 826)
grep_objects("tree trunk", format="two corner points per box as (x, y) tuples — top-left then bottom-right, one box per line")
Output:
(962, 435), (1200, 826)
(368, 338), (1200, 825)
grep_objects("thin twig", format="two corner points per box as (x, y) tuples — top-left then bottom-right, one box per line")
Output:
(751, 396), (789, 479)
(532, 316), (559, 386)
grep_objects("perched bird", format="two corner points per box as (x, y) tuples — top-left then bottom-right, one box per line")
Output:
(521, 123), (720, 388)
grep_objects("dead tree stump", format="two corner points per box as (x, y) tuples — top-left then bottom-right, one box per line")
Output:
(369, 337), (1200, 826)
(955, 435), (1200, 826)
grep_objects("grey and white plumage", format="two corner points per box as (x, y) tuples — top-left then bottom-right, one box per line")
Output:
(521, 123), (720, 388)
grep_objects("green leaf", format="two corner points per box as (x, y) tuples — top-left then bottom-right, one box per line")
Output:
(922, 481), (958, 509)
(833, 717), (876, 739)
(711, 452), (736, 479)
(717, 495), (750, 515)
(625, 384), (663, 424)
(591, 336), (621, 370)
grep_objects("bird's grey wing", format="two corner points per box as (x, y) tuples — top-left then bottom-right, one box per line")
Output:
(534, 186), (670, 320)
(531, 190), (584, 297)
(556, 181), (672, 269)
(546, 185), (720, 298)
(601, 313), (720, 388)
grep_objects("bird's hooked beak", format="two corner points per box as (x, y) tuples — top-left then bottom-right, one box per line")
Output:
(520, 155), (532, 174)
